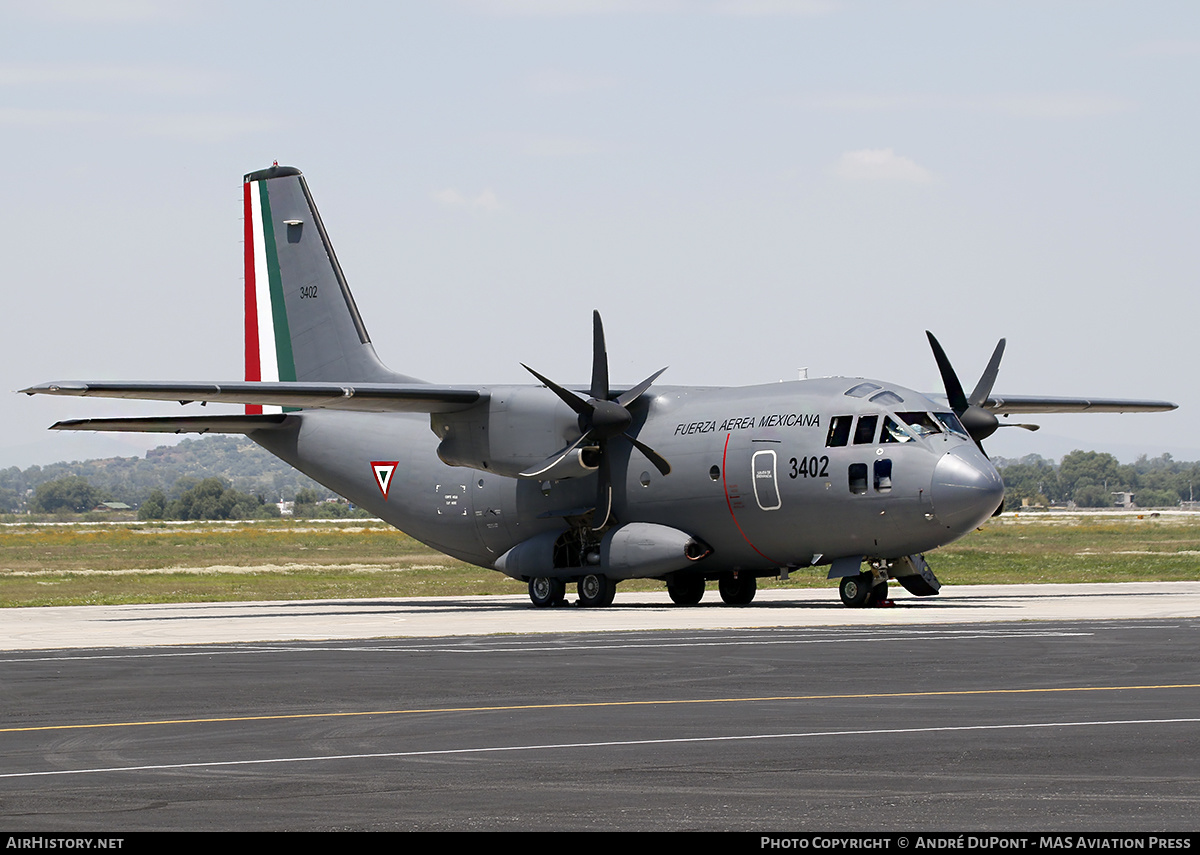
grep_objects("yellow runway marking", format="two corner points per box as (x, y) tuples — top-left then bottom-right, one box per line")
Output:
(4, 683), (1199, 735)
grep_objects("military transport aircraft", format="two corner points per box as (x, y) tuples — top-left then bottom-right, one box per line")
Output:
(23, 166), (1178, 609)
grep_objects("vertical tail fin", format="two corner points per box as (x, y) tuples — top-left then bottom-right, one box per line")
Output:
(242, 166), (417, 413)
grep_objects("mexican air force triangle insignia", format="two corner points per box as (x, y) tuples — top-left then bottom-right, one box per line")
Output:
(371, 461), (399, 499)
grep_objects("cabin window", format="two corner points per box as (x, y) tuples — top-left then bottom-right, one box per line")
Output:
(874, 459), (893, 492)
(848, 463), (868, 494)
(826, 416), (853, 447)
(853, 415), (878, 445)
(880, 416), (913, 444)
(844, 382), (881, 398)
(934, 412), (971, 439)
(898, 412), (943, 438)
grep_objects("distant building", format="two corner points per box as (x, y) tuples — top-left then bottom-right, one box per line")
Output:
(94, 501), (133, 512)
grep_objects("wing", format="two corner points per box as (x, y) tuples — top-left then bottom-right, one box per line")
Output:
(924, 392), (1176, 415)
(20, 381), (485, 414)
(982, 395), (1177, 415)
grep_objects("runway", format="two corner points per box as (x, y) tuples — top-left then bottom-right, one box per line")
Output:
(2, 583), (1199, 830)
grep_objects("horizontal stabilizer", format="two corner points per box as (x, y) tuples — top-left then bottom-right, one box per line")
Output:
(50, 414), (298, 434)
(22, 381), (485, 414)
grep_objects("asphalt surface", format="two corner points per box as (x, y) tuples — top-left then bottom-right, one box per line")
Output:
(4, 582), (1200, 649)
(2, 592), (1199, 830)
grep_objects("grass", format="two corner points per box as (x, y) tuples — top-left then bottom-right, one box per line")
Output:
(2, 513), (1198, 608)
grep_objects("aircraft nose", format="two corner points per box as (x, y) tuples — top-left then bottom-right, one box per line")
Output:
(931, 449), (1005, 532)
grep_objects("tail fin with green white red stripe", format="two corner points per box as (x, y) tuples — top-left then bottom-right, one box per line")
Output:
(242, 165), (418, 413)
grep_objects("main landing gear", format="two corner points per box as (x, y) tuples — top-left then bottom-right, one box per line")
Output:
(527, 574), (618, 607)
(528, 576), (566, 608)
(667, 575), (705, 605)
(576, 573), (617, 608)
(527, 571), (763, 608)
(718, 572), (756, 605)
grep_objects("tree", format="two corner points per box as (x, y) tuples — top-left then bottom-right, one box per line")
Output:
(1059, 451), (1126, 501)
(162, 478), (279, 520)
(30, 476), (100, 513)
(138, 489), (166, 520)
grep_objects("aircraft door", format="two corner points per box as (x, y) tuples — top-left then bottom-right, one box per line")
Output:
(719, 435), (792, 566)
(470, 474), (514, 557)
(751, 449), (782, 511)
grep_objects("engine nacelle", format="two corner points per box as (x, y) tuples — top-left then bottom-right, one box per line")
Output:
(600, 523), (712, 579)
(432, 387), (583, 478)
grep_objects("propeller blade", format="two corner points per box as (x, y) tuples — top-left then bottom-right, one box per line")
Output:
(925, 331), (970, 414)
(926, 331), (1000, 447)
(591, 310), (610, 401)
(614, 366), (668, 408)
(523, 312), (675, 531)
(625, 433), (671, 476)
(521, 363), (590, 416)
(998, 422), (1040, 432)
(969, 339), (1006, 408)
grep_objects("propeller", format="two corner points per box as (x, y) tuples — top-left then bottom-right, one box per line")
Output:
(521, 311), (671, 529)
(925, 331), (1040, 449)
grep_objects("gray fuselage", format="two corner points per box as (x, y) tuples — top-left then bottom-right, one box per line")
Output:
(251, 376), (1003, 579)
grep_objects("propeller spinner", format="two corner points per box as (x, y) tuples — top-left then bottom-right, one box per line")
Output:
(521, 311), (671, 529)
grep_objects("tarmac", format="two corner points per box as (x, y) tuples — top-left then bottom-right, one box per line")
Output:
(3, 580), (1198, 650)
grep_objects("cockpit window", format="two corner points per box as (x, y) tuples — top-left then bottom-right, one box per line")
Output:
(853, 414), (878, 445)
(869, 390), (904, 407)
(844, 382), (881, 398)
(898, 412), (943, 437)
(934, 412), (971, 439)
(826, 415), (852, 447)
(880, 416), (914, 443)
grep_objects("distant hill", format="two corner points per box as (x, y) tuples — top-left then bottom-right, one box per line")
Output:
(0, 436), (332, 512)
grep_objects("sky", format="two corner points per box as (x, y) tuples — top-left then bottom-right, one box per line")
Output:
(2, 0), (1197, 469)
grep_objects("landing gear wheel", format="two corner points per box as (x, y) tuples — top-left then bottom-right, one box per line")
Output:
(868, 578), (889, 606)
(718, 573), (757, 605)
(667, 575), (705, 605)
(528, 576), (565, 608)
(839, 572), (874, 607)
(577, 573), (616, 607)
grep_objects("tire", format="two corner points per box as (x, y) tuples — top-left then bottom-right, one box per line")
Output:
(667, 575), (705, 605)
(868, 578), (889, 605)
(718, 573), (757, 605)
(577, 573), (616, 607)
(839, 572), (873, 608)
(528, 576), (565, 608)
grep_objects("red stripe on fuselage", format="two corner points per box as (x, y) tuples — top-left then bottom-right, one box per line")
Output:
(243, 181), (262, 415)
(722, 432), (780, 566)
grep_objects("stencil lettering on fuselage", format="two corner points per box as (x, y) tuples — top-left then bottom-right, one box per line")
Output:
(436, 484), (467, 515)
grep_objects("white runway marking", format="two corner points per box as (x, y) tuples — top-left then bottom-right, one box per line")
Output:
(5, 717), (1198, 780)
(0, 626), (1099, 663)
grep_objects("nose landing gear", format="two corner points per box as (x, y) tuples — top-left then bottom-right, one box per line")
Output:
(839, 572), (890, 607)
